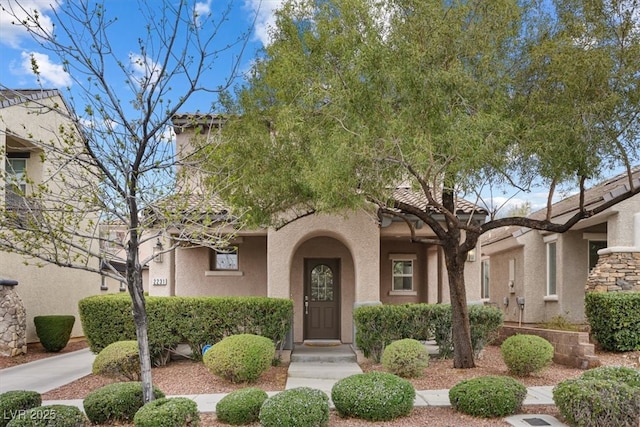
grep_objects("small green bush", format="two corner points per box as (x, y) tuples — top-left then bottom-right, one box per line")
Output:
(331, 372), (415, 421)
(133, 397), (199, 427)
(259, 387), (328, 427)
(501, 334), (554, 376)
(449, 376), (527, 418)
(580, 365), (640, 387)
(6, 404), (87, 427)
(92, 340), (140, 380)
(203, 334), (274, 383)
(553, 378), (640, 427)
(0, 391), (42, 427)
(585, 292), (640, 351)
(33, 316), (75, 352)
(381, 338), (429, 378)
(215, 387), (267, 425)
(82, 382), (165, 424)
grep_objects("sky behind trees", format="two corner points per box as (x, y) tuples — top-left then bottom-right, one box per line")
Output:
(0, 0), (285, 108)
(0, 0), (632, 213)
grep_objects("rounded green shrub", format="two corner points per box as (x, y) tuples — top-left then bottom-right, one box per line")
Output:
(501, 334), (554, 376)
(449, 375), (527, 418)
(215, 387), (268, 425)
(33, 315), (75, 352)
(92, 340), (140, 381)
(331, 372), (415, 421)
(133, 397), (199, 427)
(259, 387), (329, 427)
(580, 365), (640, 387)
(553, 377), (640, 427)
(6, 404), (87, 427)
(203, 334), (274, 383)
(381, 338), (429, 378)
(82, 382), (165, 424)
(0, 391), (42, 427)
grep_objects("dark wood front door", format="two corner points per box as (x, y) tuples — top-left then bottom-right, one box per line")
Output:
(304, 258), (340, 340)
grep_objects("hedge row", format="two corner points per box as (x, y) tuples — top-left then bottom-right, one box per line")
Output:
(354, 303), (503, 361)
(585, 292), (640, 351)
(79, 295), (292, 362)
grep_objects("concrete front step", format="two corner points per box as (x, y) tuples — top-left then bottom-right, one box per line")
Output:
(287, 362), (363, 379)
(290, 344), (357, 363)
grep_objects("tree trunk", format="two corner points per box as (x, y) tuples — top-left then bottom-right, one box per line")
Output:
(126, 249), (154, 403)
(443, 247), (475, 368)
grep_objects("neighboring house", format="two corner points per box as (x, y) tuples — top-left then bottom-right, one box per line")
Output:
(481, 168), (640, 324)
(0, 89), (107, 342)
(144, 114), (487, 345)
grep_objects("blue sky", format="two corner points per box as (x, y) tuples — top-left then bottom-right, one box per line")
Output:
(0, 0), (285, 111)
(1, 0), (629, 214)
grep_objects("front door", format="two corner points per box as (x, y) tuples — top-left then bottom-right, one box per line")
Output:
(304, 258), (340, 340)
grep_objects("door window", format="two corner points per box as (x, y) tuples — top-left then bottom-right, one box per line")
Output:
(310, 264), (334, 301)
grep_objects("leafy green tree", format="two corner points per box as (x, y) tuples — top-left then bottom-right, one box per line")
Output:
(0, 0), (254, 401)
(207, 0), (640, 368)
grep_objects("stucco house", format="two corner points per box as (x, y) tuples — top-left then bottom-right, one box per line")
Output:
(144, 114), (487, 345)
(1, 89), (108, 342)
(481, 168), (640, 325)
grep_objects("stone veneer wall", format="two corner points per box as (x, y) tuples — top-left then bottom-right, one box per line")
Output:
(585, 251), (640, 293)
(0, 285), (27, 356)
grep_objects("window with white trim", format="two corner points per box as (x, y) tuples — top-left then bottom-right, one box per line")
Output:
(5, 158), (27, 198)
(546, 241), (557, 296)
(389, 253), (416, 292)
(481, 259), (490, 299)
(210, 247), (238, 270)
(392, 260), (413, 291)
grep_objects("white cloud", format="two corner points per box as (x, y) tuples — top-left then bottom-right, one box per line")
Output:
(0, 0), (57, 48)
(129, 53), (161, 88)
(20, 51), (72, 87)
(193, 0), (211, 27)
(244, 0), (285, 46)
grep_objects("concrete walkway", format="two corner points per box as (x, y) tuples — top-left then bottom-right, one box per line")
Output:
(0, 348), (95, 394)
(0, 345), (568, 426)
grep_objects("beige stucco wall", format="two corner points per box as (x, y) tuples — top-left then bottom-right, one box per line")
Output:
(379, 239), (428, 304)
(267, 211), (380, 343)
(484, 247), (524, 323)
(606, 196), (640, 248)
(167, 236), (267, 297)
(0, 253), (105, 342)
(483, 193), (640, 324)
(1, 93), (108, 343)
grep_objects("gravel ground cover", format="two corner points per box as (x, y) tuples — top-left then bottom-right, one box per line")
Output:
(2, 341), (638, 426)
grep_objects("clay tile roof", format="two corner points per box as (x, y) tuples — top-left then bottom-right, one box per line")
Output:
(392, 187), (487, 215)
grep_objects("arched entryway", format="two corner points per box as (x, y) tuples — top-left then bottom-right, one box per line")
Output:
(291, 236), (355, 343)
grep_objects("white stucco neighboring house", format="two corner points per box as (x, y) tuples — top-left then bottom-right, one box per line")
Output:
(1, 89), (110, 342)
(481, 167), (640, 324)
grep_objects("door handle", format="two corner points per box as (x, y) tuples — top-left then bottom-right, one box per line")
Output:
(304, 301), (309, 315)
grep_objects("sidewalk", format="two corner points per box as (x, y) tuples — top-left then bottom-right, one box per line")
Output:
(0, 348), (567, 426)
(0, 348), (95, 394)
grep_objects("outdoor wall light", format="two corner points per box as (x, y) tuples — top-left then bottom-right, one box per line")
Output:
(467, 249), (476, 262)
(153, 239), (163, 263)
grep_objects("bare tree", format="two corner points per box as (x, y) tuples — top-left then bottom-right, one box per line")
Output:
(0, 0), (256, 402)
